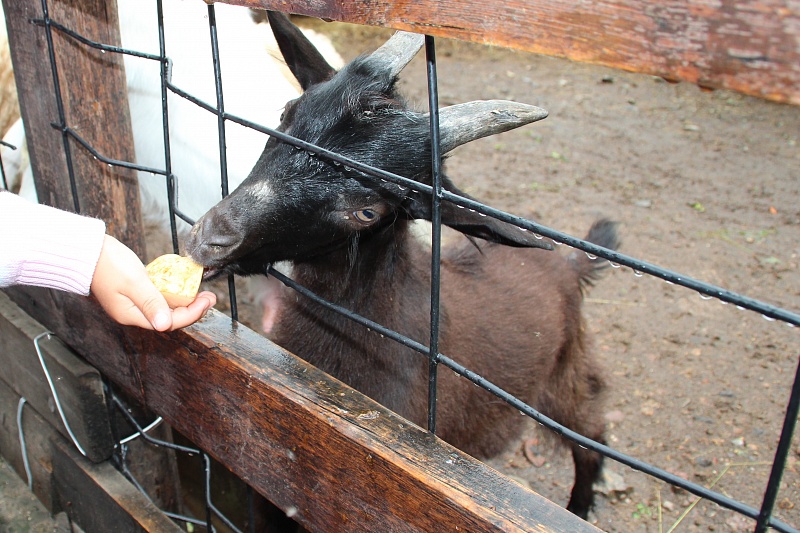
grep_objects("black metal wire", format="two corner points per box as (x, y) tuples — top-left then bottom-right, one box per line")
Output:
(24, 3), (799, 532)
(157, 78), (799, 331)
(158, 89), (800, 329)
(265, 266), (798, 533)
(0, 140), (15, 190)
(50, 124), (166, 176)
(113, 393), (251, 532)
(156, 0), (181, 253)
(203, 453), (215, 532)
(38, 0), (80, 214)
(206, 3), (239, 322)
(111, 394), (200, 454)
(30, 17), (162, 61)
(756, 356), (800, 533)
(425, 35), (443, 435)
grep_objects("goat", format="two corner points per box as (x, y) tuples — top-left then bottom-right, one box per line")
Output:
(186, 13), (619, 519)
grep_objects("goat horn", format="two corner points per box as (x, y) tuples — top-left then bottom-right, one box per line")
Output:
(368, 31), (425, 78)
(432, 100), (548, 153)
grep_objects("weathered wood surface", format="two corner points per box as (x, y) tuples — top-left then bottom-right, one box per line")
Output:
(1, 0), (145, 254)
(0, 376), (62, 513)
(6, 286), (599, 533)
(226, 0), (800, 105)
(0, 384), (182, 532)
(52, 438), (184, 533)
(0, 291), (114, 463)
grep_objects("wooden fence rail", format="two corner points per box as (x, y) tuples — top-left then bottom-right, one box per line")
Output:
(4, 286), (599, 532)
(229, 0), (800, 105)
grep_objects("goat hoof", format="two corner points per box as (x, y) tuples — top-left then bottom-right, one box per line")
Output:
(566, 500), (590, 521)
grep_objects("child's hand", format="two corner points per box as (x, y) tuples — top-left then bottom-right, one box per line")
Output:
(90, 235), (216, 330)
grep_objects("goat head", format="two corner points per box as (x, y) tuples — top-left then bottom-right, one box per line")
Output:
(187, 13), (550, 276)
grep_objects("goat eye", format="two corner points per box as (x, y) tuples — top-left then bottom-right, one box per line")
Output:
(352, 209), (378, 224)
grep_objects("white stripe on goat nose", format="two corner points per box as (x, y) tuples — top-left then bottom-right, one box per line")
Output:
(248, 180), (274, 201)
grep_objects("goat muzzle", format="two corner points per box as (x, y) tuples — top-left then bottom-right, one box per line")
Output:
(186, 212), (245, 269)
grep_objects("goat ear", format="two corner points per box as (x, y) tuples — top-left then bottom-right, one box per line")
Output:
(403, 178), (553, 250)
(267, 12), (336, 90)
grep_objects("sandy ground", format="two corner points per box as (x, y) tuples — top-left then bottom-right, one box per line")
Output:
(0, 456), (72, 532)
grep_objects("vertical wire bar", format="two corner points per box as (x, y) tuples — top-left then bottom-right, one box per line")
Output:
(0, 141), (12, 189)
(425, 35), (442, 434)
(206, 3), (238, 321)
(0, 159), (6, 189)
(40, 0), (80, 213)
(754, 354), (800, 533)
(203, 453), (214, 532)
(156, 0), (180, 253)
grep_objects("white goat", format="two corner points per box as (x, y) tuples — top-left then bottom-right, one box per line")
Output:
(1, 0), (343, 328)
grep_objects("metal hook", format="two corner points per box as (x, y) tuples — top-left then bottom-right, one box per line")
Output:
(33, 331), (88, 457)
(119, 416), (164, 445)
(16, 398), (33, 490)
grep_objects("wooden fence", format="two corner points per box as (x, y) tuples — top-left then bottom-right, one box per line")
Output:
(1, 0), (798, 531)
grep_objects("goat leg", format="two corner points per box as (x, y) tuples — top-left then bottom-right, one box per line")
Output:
(566, 438), (605, 519)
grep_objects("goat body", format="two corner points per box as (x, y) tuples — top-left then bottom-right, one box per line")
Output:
(278, 221), (613, 456)
(274, 220), (615, 518)
(187, 13), (619, 519)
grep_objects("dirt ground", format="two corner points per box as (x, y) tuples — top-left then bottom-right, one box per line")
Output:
(240, 21), (798, 532)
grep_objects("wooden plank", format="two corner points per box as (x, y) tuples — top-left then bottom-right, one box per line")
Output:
(1, 373), (182, 531)
(0, 291), (114, 463)
(51, 437), (184, 533)
(2, 0), (145, 254)
(0, 376), (61, 513)
(225, 0), (800, 105)
(6, 286), (599, 533)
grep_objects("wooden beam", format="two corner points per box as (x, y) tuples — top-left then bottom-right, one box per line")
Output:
(0, 291), (114, 463)
(224, 0), (800, 105)
(51, 437), (184, 533)
(6, 286), (599, 533)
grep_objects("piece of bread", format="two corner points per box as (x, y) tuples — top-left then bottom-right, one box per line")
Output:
(145, 254), (204, 308)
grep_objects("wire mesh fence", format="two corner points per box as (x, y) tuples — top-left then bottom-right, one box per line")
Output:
(1, 0), (798, 531)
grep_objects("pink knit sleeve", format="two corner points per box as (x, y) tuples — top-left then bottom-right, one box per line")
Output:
(0, 191), (106, 295)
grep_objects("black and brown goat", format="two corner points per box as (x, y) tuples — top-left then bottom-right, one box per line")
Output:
(186, 13), (619, 518)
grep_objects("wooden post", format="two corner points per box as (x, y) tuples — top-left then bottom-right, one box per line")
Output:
(2, 0), (144, 253)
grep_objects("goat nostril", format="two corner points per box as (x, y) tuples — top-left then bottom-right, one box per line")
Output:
(187, 213), (242, 262)
(200, 235), (240, 253)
